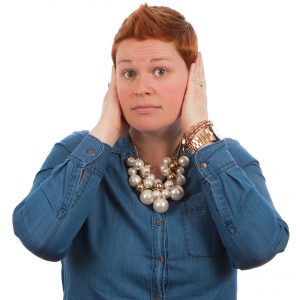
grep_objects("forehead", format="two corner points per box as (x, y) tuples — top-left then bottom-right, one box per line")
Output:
(116, 39), (181, 65)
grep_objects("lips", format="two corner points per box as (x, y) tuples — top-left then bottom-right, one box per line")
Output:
(131, 104), (161, 114)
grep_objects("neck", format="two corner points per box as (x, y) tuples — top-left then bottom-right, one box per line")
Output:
(129, 121), (183, 176)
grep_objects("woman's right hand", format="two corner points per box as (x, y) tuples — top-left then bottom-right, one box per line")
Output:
(90, 66), (129, 147)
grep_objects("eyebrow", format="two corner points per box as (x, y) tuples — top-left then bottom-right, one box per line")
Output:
(117, 57), (171, 65)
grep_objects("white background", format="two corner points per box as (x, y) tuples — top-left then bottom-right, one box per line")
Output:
(1, 0), (299, 299)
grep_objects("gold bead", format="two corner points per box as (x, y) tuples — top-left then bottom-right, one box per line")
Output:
(169, 161), (178, 171)
(167, 173), (176, 180)
(153, 178), (162, 185)
(154, 182), (164, 190)
(136, 183), (145, 192)
(169, 162), (176, 169)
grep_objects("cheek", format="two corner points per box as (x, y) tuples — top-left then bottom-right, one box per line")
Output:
(161, 76), (188, 107)
(116, 85), (129, 111)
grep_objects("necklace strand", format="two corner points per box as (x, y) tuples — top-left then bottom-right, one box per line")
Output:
(125, 140), (190, 213)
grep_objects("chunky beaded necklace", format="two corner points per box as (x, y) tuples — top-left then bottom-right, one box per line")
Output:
(125, 140), (190, 213)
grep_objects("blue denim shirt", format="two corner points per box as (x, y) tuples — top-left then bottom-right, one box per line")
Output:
(13, 131), (289, 300)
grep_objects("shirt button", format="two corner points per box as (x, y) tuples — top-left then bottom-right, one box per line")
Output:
(156, 295), (161, 300)
(155, 219), (164, 226)
(158, 257), (165, 265)
(200, 162), (208, 169)
(86, 149), (95, 157)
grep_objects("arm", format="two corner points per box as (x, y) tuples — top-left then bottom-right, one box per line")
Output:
(13, 66), (129, 262)
(13, 131), (112, 261)
(194, 138), (289, 270)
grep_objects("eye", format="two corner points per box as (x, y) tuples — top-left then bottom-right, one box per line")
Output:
(154, 68), (167, 77)
(123, 70), (136, 79)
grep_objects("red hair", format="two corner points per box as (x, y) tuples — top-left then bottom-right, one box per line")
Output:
(111, 4), (198, 68)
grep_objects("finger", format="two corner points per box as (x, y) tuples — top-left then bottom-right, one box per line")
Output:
(107, 65), (116, 89)
(197, 52), (206, 84)
(185, 52), (207, 97)
(195, 52), (201, 65)
(189, 56), (198, 81)
(110, 65), (116, 86)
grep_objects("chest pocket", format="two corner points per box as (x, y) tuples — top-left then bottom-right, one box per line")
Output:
(182, 193), (225, 257)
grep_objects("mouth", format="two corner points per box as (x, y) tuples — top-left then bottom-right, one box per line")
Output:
(131, 105), (161, 114)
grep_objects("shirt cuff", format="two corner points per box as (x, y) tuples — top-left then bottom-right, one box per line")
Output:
(194, 138), (237, 180)
(69, 134), (112, 174)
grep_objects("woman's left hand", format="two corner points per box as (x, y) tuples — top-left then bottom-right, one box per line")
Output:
(181, 52), (209, 133)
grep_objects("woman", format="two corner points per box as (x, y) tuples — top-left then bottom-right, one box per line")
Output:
(13, 4), (289, 300)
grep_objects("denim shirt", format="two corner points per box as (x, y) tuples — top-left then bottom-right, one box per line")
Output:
(13, 131), (289, 300)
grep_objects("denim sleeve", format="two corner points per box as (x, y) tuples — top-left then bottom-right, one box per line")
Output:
(12, 131), (112, 261)
(194, 138), (289, 270)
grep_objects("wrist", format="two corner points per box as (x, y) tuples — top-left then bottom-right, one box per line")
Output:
(181, 121), (221, 154)
(90, 122), (120, 147)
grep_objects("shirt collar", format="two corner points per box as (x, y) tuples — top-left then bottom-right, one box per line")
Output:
(111, 133), (189, 161)
(111, 134), (135, 160)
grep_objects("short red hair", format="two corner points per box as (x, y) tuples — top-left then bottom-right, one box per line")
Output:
(111, 4), (198, 68)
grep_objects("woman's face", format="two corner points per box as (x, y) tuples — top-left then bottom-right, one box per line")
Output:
(115, 39), (189, 133)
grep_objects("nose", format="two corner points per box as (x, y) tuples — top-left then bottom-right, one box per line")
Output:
(133, 74), (153, 96)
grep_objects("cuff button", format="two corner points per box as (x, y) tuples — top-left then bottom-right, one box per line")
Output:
(200, 162), (208, 169)
(86, 149), (95, 157)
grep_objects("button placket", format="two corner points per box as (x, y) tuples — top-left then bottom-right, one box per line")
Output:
(155, 219), (164, 226)
(157, 257), (165, 265)
(151, 212), (167, 299)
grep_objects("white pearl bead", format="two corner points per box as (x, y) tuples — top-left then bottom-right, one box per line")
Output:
(141, 166), (151, 177)
(144, 178), (154, 188)
(160, 163), (168, 172)
(178, 156), (190, 167)
(175, 174), (186, 186)
(152, 190), (161, 199)
(147, 173), (155, 181)
(129, 174), (142, 187)
(134, 158), (144, 170)
(140, 189), (154, 205)
(161, 189), (170, 199)
(162, 157), (171, 165)
(127, 157), (135, 167)
(153, 198), (169, 213)
(161, 167), (171, 176)
(176, 166), (185, 174)
(128, 168), (137, 176)
(164, 180), (174, 190)
(170, 186), (184, 201)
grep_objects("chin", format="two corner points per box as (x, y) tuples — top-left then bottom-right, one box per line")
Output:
(129, 119), (180, 134)
(131, 124), (163, 133)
